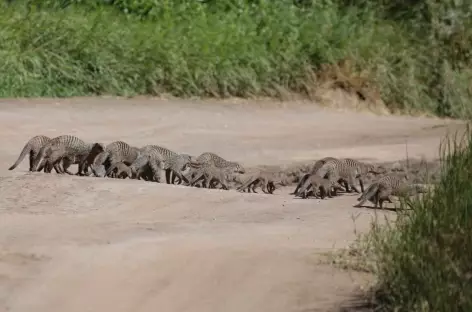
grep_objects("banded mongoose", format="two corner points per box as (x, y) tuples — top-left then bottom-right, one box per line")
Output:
(133, 145), (194, 184)
(290, 157), (338, 195)
(354, 173), (414, 209)
(31, 137), (69, 174)
(236, 169), (284, 194)
(8, 135), (52, 172)
(295, 174), (345, 199)
(189, 164), (232, 190)
(38, 138), (96, 176)
(188, 152), (245, 186)
(129, 154), (155, 181)
(165, 153), (194, 185)
(341, 158), (386, 192)
(61, 154), (92, 176)
(106, 162), (132, 179)
(315, 158), (383, 194)
(91, 141), (140, 177)
(190, 152), (245, 174)
(31, 135), (95, 175)
(307, 158), (359, 192)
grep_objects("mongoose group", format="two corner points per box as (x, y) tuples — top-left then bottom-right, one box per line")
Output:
(7, 134), (431, 209)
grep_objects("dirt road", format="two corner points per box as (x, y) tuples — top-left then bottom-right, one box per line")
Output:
(0, 97), (464, 312)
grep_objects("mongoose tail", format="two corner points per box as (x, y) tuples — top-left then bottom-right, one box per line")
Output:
(354, 183), (380, 208)
(8, 144), (32, 170)
(290, 173), (311, 195)
(9, 135), (51, 171)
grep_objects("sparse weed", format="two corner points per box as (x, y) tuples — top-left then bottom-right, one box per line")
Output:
(355, 125), (472, 311)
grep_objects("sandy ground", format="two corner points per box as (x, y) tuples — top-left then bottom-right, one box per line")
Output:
(0, 97), (465, 312)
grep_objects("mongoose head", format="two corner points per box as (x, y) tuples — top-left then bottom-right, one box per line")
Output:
(175, 154), (193, 172)
(228, 161), (245, 174)
(364, 165), (386, 181)
(92, 164), (107, 178)
(90, 142), (106, 155)
(372, 165), (388, 175)
(331, 181), (345, 191)
(130, 167), (138, 179)
(129, 155), (150, 178)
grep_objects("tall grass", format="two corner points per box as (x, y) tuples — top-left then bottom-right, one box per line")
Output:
(367, 125), (472, 311)
(0, 0), (471, 118)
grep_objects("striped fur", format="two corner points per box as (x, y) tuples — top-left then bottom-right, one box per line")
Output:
(296, 173), (345, 199)
(91, 141), (140, 177)
(339, 158), (381, 193)
(315, 158), (383, 194)
(31, 135), (93, 175)
(189, 164), (232, 190)
(190, 152), (245, 174)
(188, 152), (245, 187)
(354, 173), (411, 209)
(129, 154), (155, 181)
(40, 140), (95, 176)
(290, 156), (338, 195)
(236, 170), (283, 194)
(129, 145), (193, 184)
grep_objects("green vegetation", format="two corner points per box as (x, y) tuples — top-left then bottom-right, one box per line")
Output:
(1, 0), (471, 118)
(344, 126), (472, 311)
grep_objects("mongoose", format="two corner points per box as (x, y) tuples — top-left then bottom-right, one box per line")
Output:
(296, 173), (345, 199)
(91, 141), (140, 177)
(315, 158), (383, 194)
(291, 157), (338, 195)
(236, 170), (284, 194)
(41, 139), (95, 176)
(31, 135), (94, 175)
(129, 154), (155, 181)
(189, 164), (232, 190)
(354, 173), (414, 209)
(190, 152), (245, 174)
(134, 145), (194, 184)
(341, 158), (386, 192)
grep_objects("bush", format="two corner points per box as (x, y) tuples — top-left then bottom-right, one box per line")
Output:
(0, 0), (471, 118)
(368, 125), (472, 311)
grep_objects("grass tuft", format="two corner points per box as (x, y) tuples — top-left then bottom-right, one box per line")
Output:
(357, 125), (472, 311)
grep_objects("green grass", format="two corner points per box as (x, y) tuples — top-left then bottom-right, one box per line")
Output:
(0, 0), (471, 118)
(358, 125), (472, 311)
